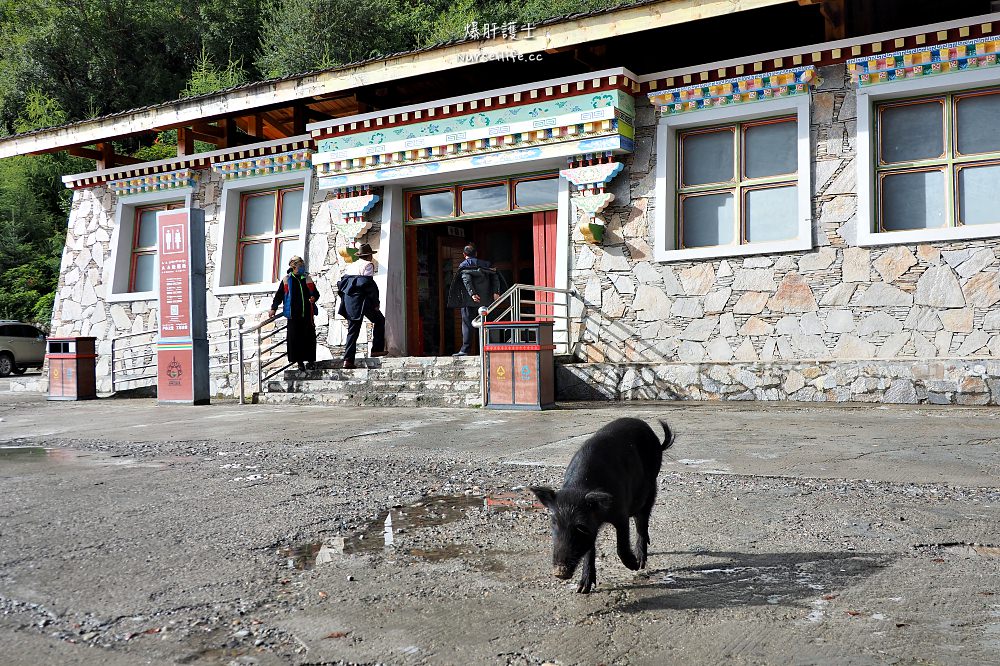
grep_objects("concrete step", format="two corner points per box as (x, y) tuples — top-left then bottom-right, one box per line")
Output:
(260, 356), (483, 407)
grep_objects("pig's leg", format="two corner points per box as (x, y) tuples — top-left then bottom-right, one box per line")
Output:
(613, 518), (640, 570)
(633, 500), (654, 569)
(576, 548), (597, 593)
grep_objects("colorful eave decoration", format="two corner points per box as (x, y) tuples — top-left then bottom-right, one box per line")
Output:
(648, 66), (817, 115)
(561, 154), (622, 244)
(849, 37), (1000, 87)
(211, 148), (312, 180)
(109, 168), (199, 196)
(315, 109), (631, 179)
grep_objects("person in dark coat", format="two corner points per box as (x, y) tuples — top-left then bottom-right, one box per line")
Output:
(336, 243), (387, 369)
(447, 244), (504, 356)
(269, 256), (320, 372)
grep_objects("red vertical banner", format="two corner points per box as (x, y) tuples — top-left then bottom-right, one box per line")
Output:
(157, 211), (195, 402)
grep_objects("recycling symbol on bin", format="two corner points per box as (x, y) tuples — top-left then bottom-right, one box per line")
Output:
(520, 365), (531, 381)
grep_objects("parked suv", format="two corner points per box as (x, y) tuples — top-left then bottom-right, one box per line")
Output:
(0, 321), (46, 376)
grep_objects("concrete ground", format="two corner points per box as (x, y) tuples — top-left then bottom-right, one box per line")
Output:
(0, 384), (998, 665)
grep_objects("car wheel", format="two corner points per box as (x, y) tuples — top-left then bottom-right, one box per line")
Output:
(0, 353), (12, 377)
(12, 366), (27, 375)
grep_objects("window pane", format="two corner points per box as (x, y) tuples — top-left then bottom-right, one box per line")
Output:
(239, 242), (268, 284)
(955, 92), (1000, 155)
(515, 177), (558, 207)
(280, 189), (304, 232)
(744, 120), (797, 178)
(132, 254), (156, 292)
(681, 192), (734, 248)
(410, 191), (453, 218)
(959, 164), (1000, 225)
(136, 210), (159, 248)
(276, 239), (298, 277)
(745, 186), (798, 242)
(879, 101), (944, 164)
(881, 170), (946, 231)
(461, 183), (507, 214)
(242, 193), (276, 236)
(681, 129), (734, 186)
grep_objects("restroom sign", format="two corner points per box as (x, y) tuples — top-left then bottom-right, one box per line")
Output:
(156, 209), (209, 405)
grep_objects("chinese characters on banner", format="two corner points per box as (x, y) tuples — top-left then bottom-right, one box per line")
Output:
(156, 209), (209, 404)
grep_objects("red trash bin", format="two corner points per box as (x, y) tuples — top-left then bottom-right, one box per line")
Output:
(483, 321), (555, 410)
(46, 336), (97, 401)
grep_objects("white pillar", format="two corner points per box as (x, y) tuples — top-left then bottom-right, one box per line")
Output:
(376, 185), (406, 354)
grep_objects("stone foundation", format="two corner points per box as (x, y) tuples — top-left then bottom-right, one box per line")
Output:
(555, 358), (1000, 405)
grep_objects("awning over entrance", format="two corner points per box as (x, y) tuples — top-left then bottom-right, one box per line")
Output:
(309, 68), (638, 190)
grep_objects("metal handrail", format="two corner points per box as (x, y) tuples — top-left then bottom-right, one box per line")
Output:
(475, 284), (581, 406)
(110, 328), (157, 391)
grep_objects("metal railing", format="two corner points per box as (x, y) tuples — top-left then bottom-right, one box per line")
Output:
(236, 313), (292, 404)
(110, 329), (157, 390)
(109, 311), (290, 399)
(475, 283), (580, 405)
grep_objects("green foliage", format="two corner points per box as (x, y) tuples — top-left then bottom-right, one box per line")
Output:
(0, 0), (636, 326)
(182, 48), (249, 98)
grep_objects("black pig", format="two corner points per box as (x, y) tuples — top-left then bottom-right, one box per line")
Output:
(530, 417), (673, 593)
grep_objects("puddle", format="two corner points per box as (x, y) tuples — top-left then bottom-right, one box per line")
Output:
(281, 492), (543, 569)
(344, 494), (483, 556)
(0, 446), (165, 468)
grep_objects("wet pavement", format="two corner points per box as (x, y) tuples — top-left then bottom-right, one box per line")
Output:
(0, 387), (998, 664)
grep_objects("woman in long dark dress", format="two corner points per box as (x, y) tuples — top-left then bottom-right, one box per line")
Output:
(269, 256), (320, 371)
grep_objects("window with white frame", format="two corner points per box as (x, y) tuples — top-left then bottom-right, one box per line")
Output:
(677, 116), (798, 249)
(235, 186), (304, 285)
(856, 66), (1000, 247)
(875, 87), (1000, 232)
(654, 95), (812, 262)
(129, 201), (183, 292)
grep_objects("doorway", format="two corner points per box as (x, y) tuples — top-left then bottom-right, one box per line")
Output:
(405, 213), (554, 356)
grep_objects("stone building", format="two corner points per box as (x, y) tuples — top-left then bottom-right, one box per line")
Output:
(3, 0), (1000, 405)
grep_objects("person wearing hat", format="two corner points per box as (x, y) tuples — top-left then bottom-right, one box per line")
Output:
(269, 255), (320, 372)
(336, 243), (387, 369)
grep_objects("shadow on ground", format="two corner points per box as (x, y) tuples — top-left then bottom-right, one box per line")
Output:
(607, 550), (892, 612)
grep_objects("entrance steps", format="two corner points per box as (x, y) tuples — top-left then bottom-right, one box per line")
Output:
(258, 356), (483, 407)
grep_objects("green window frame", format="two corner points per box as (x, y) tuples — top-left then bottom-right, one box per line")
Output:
(875, 86), (1000, 232)
(676, 116), (798, 249)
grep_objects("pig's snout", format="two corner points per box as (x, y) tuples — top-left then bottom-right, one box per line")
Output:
(553, 565), (573, 579)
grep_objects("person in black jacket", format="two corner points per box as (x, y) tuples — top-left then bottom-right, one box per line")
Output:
(336, 243), (387, 369)
(269, 256), (319, 372)
(447, 244), (504, 357)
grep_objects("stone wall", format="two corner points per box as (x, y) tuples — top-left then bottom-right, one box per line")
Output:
(48, 169), (380, 396)
(564, 63), (1000, 405)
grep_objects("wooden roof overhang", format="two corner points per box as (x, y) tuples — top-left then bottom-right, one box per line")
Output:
(0, 0), (801, 171)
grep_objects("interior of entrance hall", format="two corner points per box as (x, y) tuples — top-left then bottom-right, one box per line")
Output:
(402, 173), (560, 356)
(407, 215), (532, 357)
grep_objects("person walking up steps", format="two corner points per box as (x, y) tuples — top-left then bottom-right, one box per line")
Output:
(337, 243), (387, 369)
(269, 256), (320, 372)
(447, 244), (504, 357)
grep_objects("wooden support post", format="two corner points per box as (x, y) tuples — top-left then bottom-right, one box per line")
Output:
(292, 103), (307, 135)
(247, 114), (263, 140)
(177, 127), (195, 157)
(98, 142), (115, 170)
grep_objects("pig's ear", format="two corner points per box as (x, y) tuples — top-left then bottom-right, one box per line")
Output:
(529, 486), (557, 510)
(584, 491), (613, 511)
